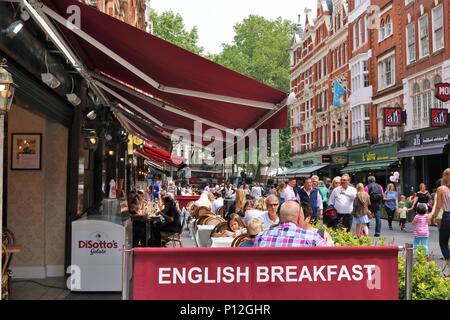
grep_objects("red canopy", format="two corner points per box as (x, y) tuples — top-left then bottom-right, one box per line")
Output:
(137, 143), (185, 168)
(41, 0), (288, 151)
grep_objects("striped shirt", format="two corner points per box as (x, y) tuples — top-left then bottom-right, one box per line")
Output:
(254, 222), (329, 247)
(413, 214), (429, 237)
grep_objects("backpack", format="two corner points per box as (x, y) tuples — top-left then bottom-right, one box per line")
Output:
(369, 184), (383, 203)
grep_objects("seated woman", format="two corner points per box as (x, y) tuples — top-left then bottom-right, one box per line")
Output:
(129, 200), (147, 247)
(300, 202), (334, 246)
(212, 213), (246, 238)
(149, 196), (182, 247)
(239, 218), (264, 247)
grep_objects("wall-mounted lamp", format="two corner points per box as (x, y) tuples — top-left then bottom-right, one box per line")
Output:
(0, 60), (15, 114)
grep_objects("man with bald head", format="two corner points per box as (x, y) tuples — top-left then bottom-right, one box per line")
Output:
(254, 201), (329, 247)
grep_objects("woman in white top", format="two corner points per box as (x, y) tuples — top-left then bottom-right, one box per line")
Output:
(431, 168), (450, 272)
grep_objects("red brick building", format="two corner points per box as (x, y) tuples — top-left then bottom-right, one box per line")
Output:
(288, 0), (351, 178)
(399, 0), (450, 193)
(82, 0), (147, 31)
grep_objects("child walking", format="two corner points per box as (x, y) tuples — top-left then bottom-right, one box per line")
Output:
(412, 203), (431, 255)
(397, 201), (408, 231)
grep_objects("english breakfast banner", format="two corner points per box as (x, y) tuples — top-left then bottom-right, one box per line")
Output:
(132, 247), (398, 300)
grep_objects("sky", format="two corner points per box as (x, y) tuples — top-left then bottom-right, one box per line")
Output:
(151, 0), (317, 54)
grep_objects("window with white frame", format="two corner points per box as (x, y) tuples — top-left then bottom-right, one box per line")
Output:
(406, 24), (416, 64)
(352, 60), (370, 91)
(422, 79), (431, 127)
(363, 61), (369, 87)
(412, 83), (421, 128)
(353, 23), (358, 50)
(432, 5), (444, 52)
(378, 54), (395, 90)
(418, 15), (429, 58)
(405, 0), (414, 5)
(351, 104), (370, 143)
(379, 16), (393, 42)
(434, 75), (444, 108)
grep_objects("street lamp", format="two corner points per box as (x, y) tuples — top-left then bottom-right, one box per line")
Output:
(0, 60), (15, 300)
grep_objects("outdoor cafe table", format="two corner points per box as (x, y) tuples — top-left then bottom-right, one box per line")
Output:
(209, 237), (233, 248)
(195, 225), (216, 247)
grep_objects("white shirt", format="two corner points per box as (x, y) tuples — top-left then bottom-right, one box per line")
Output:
(212, 197), (224, 214)
(328, 186), (357, 214)
(284, 185), (298, 202)
(224, 187), (235, 199)
(251, 186), (262, 199)
(204, 186), (210, 192)
(259, 211), (280, 231)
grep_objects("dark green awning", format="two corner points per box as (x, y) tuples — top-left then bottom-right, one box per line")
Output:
(341, 161), (396, 173)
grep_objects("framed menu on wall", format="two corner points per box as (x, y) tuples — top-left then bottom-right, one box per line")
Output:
(11, 133), (42, 170)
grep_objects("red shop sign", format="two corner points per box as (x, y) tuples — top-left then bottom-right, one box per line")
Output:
(435, 82), (450, 102)
(384, 108), (402, 127)
(132, 247), (399, 300)
(430, 108), (448, 127)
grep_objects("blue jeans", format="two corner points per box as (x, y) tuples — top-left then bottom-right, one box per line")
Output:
(372, 206), (381, 234)
(439, 212), (450, 260)
(414, 236), (430, 255)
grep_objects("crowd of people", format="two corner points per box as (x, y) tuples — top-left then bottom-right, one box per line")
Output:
(128, 168), (450, 272)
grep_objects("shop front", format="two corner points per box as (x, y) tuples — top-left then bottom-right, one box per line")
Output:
(398, 128), (450, 196)
(341, 144), (400, 187)
(285, 155), (329, 180)
(323, 153), (348, 178)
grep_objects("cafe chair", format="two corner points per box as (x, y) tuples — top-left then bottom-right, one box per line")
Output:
(195, 206), (212, 218)
(161, 215), (185, 248)
(2, 244), (11, 300)
(210, 222), (228, 237)
(203, 216), (225, 226)
(231, 233), (251, 247)
(195, 214), (212, 227)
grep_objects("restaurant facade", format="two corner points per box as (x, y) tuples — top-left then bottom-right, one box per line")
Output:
(1, 0), (289, 291)
(398, 127), (450, 196)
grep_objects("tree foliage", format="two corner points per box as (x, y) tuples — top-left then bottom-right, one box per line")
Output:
(150, 10), (204, 55)
(211, 15), (295, 166)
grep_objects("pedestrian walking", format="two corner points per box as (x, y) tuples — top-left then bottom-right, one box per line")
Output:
(352, 183), (371, 237)
(397, 201), (408, 231)
(318, 180), (328, 210)
(431, 168), (450, 274)
(412, 203), (431, 255)
(411, 183), (432, 212)
(384, 183), (398, 230)
(298, 178), (323, 221)
(278, 182), (286, 205)
(328, 174), (357, 232)
(285, 177), (298, 202)
(327, 176), (341, 200)
(365, 176), (385, 237)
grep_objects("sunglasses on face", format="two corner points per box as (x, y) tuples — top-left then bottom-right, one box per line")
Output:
(268, 203), (279, 206)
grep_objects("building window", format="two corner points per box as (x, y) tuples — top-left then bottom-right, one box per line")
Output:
(406, 24), (416, 64)
(422, 79), (431, 126)
(432, 5), (444, 52)
(418, 15), (429, 58)
(351, 104), (370, 143)
(353, 23), (357, 50)
(379, 16), (393, 42)
(378, 54), (395, 90)
(412, 83), (421, 128)
(363, 61), (369, 87)
(379, 19), (385, 41)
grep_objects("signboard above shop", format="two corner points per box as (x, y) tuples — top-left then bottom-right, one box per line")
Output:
(435, 82), (450, 102)
(430, 108), (449, 127)
(348, 145), (397, 164)
(384, 107), (402, 127)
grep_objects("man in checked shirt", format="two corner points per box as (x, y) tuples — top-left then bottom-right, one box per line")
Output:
(254, 201), (330, 247)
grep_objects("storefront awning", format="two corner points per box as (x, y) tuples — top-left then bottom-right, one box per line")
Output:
(39, 0), (288, 150)
(137, 143), (185, 168)
(283, 164), (329, 177)
(397, 143), (448, 158)
(341, 161), (396, 173)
